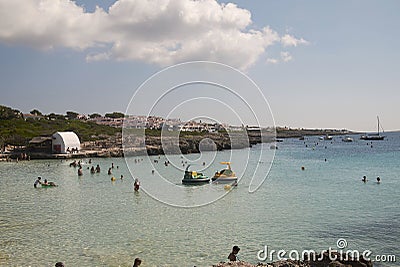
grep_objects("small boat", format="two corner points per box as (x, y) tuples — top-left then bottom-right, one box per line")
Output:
(182, 165), (210, 185)
(360, 116), (385, 141)
(299, 136), (305, 141)
(342, 136), (353, 142)
(319, 134), (332, 141)
(212, 162), (238, 183)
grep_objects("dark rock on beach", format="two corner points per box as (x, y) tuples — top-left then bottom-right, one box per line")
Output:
(211, 260), (307, 267)
(211, 252), (373, 267)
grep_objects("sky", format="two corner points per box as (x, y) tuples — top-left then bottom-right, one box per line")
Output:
(0, 0), (399, 131)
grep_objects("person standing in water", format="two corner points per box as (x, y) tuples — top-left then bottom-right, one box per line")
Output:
(377, 177), (381, 183)
(34, 177), (42, 188)
(134, 178), (140, 191)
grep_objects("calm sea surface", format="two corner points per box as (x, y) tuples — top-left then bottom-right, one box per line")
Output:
(0, 132), (399, 267)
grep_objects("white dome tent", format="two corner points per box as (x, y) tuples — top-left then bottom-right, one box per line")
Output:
(52, 131), (81, 154)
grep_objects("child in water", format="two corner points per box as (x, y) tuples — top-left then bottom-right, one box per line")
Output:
(134, 179), (140, 191)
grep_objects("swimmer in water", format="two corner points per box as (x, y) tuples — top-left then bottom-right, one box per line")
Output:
(362, 175), (367, 183)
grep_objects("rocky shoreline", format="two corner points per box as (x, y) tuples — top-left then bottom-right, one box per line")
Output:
(1, 128), (354, 160)
(212, 250), (373, 267)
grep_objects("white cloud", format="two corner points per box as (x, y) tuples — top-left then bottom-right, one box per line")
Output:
(266, 58), (278, 64)
(281, 34), (309, 47)
(0, 0), (307, 70)
(281, 51), (292, 62)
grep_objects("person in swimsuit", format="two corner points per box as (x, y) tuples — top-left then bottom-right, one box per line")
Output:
(34, 177), (42, 188)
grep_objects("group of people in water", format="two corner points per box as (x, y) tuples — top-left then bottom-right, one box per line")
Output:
(54, 257), (142, 267)
(362, 175), (381, 183)
(53, 246), (240, 266)
(70, 159), (141, 191)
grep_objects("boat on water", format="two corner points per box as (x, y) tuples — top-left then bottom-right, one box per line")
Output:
(342, 136), (354, 142)
(182, 165), (210, 185)
(319, 134), (333, 140)
(360, 116), (385, 141)
(212, 162), (238, 183)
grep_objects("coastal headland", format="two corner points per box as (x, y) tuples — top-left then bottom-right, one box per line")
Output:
(1, 128), (352, 160)
(0, 105), (353, 160)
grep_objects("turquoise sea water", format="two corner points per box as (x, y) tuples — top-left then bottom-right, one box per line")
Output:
(0, 132), (399, 266)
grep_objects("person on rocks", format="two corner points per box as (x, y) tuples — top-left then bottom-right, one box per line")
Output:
(228, 246), (240, 261)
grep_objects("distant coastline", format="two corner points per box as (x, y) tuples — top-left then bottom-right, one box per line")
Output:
(0, 105), (356, 160)
(0, 128), (355, 160)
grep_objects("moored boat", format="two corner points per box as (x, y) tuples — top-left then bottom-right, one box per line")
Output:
(182, 165), (210, 185)
(320, 134), (333, 140)
(212, 162), (238, 183)
(360, 116), (385, 140)
(342, 136), (353, 142)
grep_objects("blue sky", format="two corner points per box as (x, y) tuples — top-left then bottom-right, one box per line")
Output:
(0, 0), (399, 131)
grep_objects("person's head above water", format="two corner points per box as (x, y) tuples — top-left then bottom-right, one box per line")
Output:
(133, 258), (142, 266)
(55, 262), (64, 267)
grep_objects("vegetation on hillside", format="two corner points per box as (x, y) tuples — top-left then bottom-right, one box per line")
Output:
(0, 105), (120, 146)
(105, 112), (125, 118)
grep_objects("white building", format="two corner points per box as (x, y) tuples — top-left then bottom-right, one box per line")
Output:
(52, 131), (81, 154)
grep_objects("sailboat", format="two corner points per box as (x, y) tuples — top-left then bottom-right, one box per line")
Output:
(360, 116), (385, 140)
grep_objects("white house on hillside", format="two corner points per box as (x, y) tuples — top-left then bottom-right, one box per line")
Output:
(52, 131), (80, 154)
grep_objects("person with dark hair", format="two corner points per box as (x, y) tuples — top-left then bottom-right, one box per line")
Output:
(228, 246), (240, 261)
(34, 177), (42, 188)
(55, 262), (64, 267)
(133, 257), (142, 267)
(377, 177), (381, 183)
(134, 178), (140, 191)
